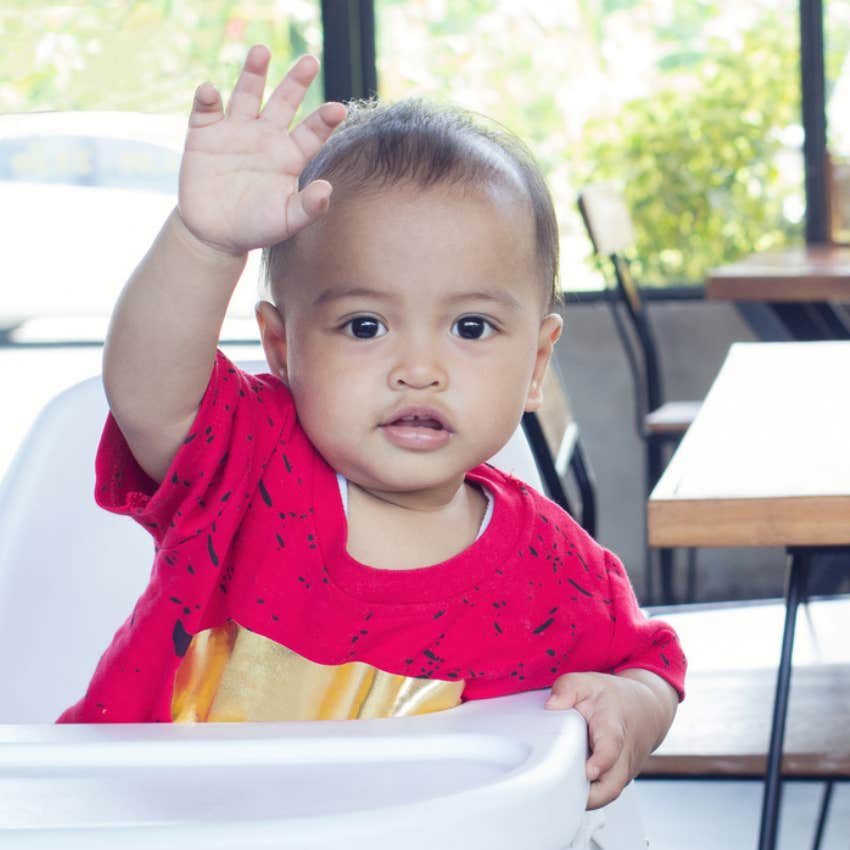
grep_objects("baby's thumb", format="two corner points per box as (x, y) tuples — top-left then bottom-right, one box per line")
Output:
(284, 179), (333, 237)
(545, 672), (590, 711)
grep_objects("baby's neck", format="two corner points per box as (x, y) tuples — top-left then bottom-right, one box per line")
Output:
(345, 480), (488, 570)
(350, 476), (470, 513)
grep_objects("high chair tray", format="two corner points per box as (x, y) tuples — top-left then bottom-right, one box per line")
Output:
(0, 691), (590, 849)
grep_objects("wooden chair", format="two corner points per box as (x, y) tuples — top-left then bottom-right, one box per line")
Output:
(577, 184), (701, 603)
(522, 360), (598, 537)
(824, 151), (850, 338)
(642, 595), (850, 850)
(826, 149), (850, 245)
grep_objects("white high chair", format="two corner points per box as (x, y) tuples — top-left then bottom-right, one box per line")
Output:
(0, 363), (645, 849)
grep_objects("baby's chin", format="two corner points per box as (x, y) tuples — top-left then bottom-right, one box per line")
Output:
(342, 468), (472, 508)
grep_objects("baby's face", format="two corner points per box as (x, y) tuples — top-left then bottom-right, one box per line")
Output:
(261, 181), (561, 507)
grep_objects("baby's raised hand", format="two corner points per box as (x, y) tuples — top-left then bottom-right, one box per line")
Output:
(178, 45), (347, 256)
(545, 670), (677, 810)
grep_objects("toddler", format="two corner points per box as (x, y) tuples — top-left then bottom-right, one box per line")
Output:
(59, 46), (685, 810)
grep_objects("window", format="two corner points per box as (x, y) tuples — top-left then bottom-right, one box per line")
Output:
(376, 0), (804, 290)
(0, 1), (322, 337)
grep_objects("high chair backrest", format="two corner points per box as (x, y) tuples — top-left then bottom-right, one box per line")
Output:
(0, 363), (651, 850)
(0, 362), (544, 723)
(523, 361), (597, 537)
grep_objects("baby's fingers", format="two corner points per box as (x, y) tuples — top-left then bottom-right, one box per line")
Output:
(227, 44), (271, 119)
(262, 54), (323, 130)
(290, 102), (348, 162)
(189, 83), (224, 129)
(586, 719), (624, 782)
(586, 752), (631, 810)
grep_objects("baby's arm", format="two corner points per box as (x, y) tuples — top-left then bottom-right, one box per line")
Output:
(103, 46), (346, 483)
(545, 669), (678, 809)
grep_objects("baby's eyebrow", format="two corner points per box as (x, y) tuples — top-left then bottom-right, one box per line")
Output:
(311, 286), (522, 311)
(446, 289), (522, 311)
(312, 286), (395, 306)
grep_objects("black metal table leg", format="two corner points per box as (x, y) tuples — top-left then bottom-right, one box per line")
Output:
(767, 303), (850, 340)
(757, 550), (810, 850)
(658, 547), (675, 606)
(812, 781), (834, 850)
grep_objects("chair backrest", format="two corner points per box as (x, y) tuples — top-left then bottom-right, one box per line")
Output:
(576, 183), (636, 257)
(522, 361), (597, 537)
(827, 149), (850, 245)
(578, 184), (665, 418)
(0, 362), (546, 722)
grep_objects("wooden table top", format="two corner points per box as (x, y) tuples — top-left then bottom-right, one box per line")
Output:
(648, 341), (850, 548)
(706, 245), (850, 302)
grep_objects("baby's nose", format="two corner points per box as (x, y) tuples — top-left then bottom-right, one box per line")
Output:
(388, 346), (447, 390)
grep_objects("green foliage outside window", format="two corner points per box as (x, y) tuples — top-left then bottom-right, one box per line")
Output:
(378, 0), (805, 289)
(0, 0), (322, 115)
(575, 14), (803, 284)
(3, 1), (812, 289)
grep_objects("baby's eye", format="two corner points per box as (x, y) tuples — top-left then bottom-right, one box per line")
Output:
(342, 316), (387, 339)
(452, 316), (496, 340)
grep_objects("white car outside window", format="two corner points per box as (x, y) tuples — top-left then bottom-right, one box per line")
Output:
(0, 112), (263, 337)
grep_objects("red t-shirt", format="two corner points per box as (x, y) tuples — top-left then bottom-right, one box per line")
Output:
(58, 352), (685, 723)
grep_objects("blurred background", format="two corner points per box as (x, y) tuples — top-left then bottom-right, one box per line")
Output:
(7, 0), (835, 300)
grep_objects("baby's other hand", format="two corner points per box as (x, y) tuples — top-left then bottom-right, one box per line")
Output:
(178, 45), (347, 257)
(545, 670), (677, 810)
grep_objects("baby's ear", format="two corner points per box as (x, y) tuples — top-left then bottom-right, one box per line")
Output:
(256, 301), (289, 383)
(525, 313), (563, 412)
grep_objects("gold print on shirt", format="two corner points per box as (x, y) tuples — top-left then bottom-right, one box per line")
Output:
(171, 620), (465, 722)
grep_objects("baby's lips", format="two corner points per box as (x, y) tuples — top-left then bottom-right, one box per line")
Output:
(390, 414), (443, 430)
(380, 405), (453, 432)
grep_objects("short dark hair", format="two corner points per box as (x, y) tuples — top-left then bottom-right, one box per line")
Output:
(262, 98), (561, 309)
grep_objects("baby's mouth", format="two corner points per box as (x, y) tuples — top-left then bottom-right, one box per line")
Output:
(379, 408), (453, 450)
(390, 414), (444, 430)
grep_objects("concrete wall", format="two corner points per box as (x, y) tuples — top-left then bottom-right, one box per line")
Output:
(552, 298), (788, 605)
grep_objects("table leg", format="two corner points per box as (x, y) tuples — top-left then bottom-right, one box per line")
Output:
(757, 550), (810, 850)
(767, 302), (850, 340)
(659, 548), (675, 605)
(812, 781), (834, 850)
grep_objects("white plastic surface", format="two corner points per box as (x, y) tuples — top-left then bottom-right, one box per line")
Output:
(0, 367), (645, 849)
(1, 691), (595, 849)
